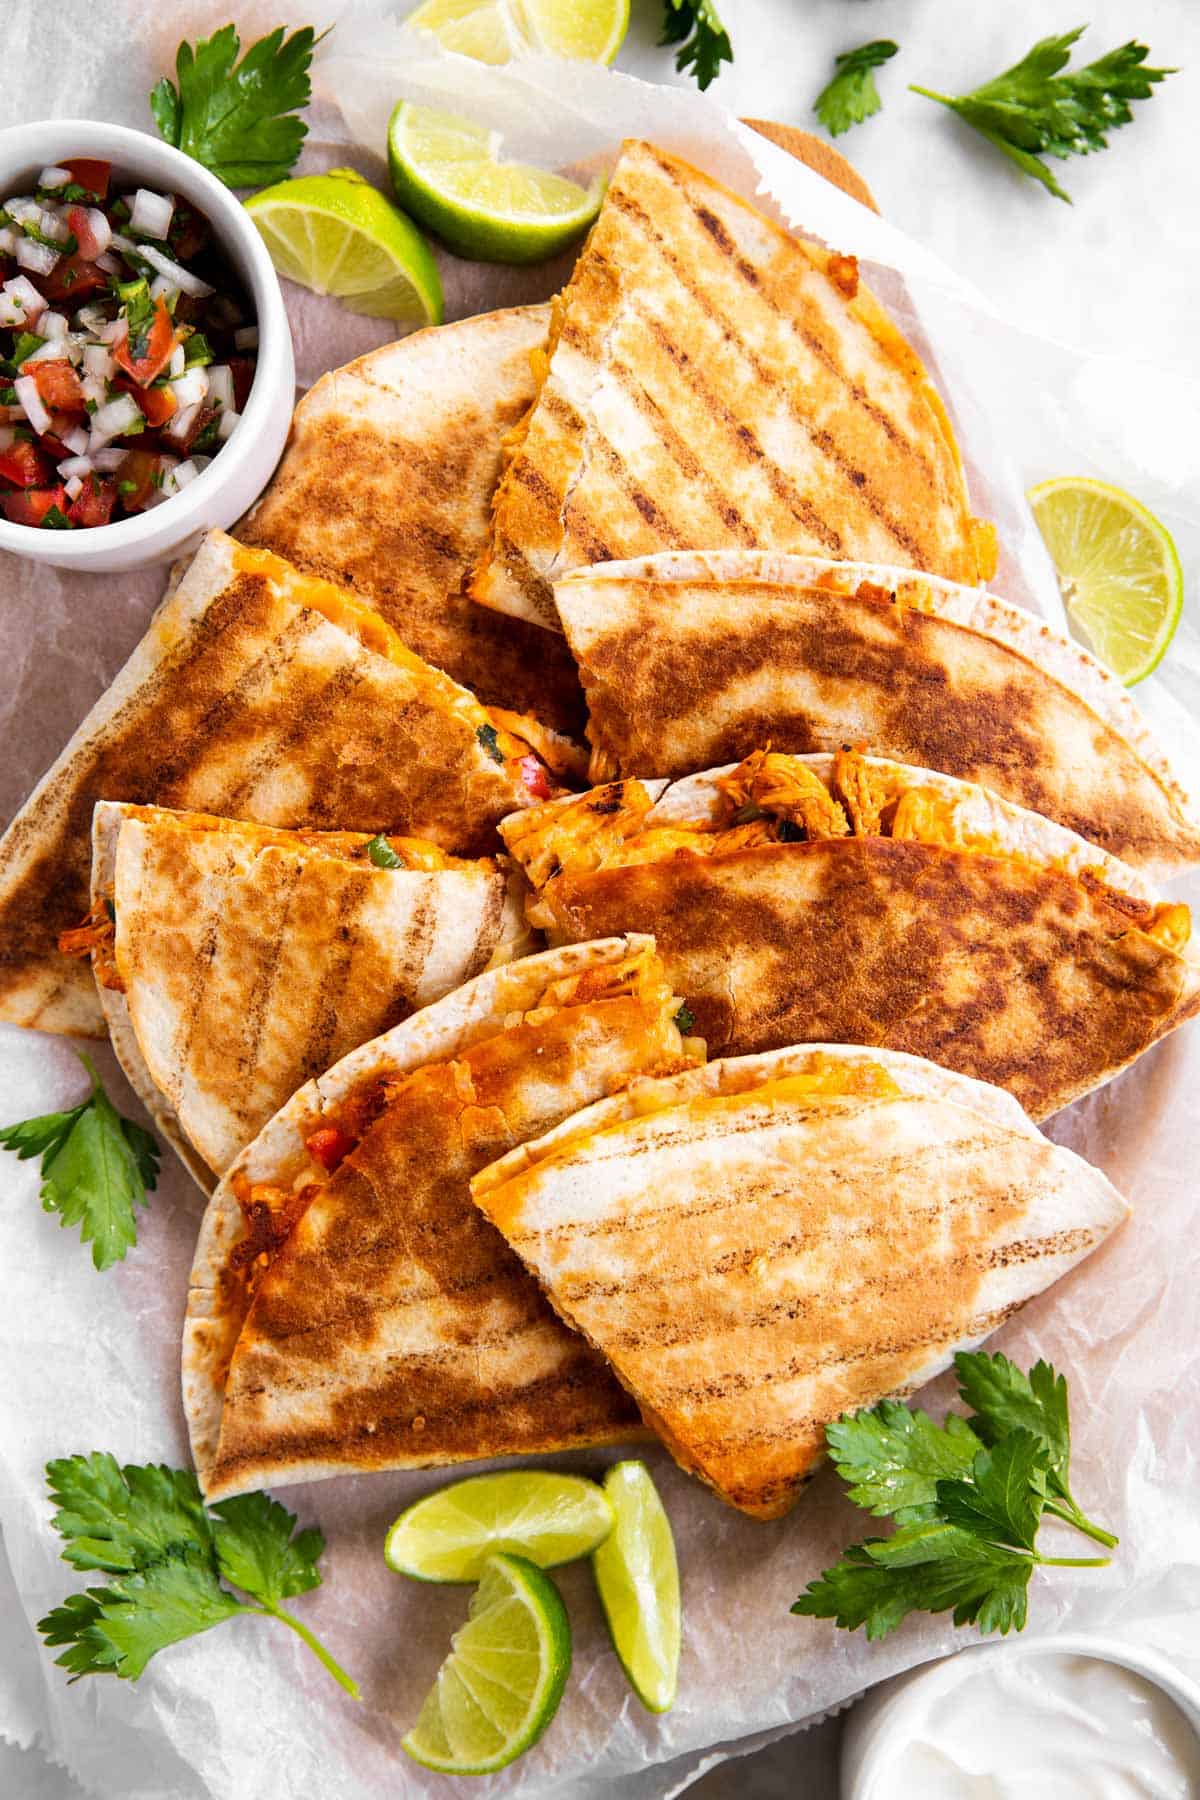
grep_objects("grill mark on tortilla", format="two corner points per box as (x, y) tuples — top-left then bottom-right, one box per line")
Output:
(605, 351), (761, 542)
(171, 841), (244, 1082)
(231, 857), (306, 1116)
(603, 185), (935, 564)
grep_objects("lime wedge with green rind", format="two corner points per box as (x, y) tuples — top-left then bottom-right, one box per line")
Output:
(401, 1552), (571, 1774)
(592, 1461), (680, 1712)
(245, 168), (443, 324)
(385, 1470), (613, 1583)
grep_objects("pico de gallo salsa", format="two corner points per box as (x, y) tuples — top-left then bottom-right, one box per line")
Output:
(0, 158), (258, 529)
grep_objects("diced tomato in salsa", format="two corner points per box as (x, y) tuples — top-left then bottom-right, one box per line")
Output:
(1, 484), (67, 526)
(178, 403), (217, 452)
(519, 754), (553, 801)
(228, 356), (255, 412)
(113, 296), (177, 387)
(0, 440), (52, 488)
(40, 253), (108, 304)
(64, 205), (104, 260)
(62, 159), (110, 201)
(112, 449), (162, 511)
(168, 200), (209, 261)
(65, 477), (116, 528)
(127, 381), (177, 427)
(22, 359), (86, 413)
(304, 1126), (355, 1173)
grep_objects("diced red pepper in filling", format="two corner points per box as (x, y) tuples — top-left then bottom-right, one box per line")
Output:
(22, 359), (86, 413)
(518, 754), (552, 801)
(40, 253), (108, 304)
(0, 441), (53, 488)
(66, 477), (116, 528)
(112, 297), (177, 387)
(62, 158), (110, 201)
(1, 484), (67, 526)
(64, 205), (104, 260)
(304, 1125), (355, 1173)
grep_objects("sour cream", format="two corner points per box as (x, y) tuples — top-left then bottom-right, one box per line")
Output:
(867, 1652), (1200, 1799)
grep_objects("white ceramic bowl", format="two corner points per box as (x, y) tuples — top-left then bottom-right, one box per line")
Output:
(0, 119), (294, 573)
(839, 1632), (1200, 1797)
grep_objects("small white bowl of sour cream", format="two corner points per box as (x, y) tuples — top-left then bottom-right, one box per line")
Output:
(840, 1633), (1200, 1799)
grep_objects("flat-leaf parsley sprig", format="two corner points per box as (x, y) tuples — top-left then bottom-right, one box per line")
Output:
(0, 1053), (159, 1270)
(39, 1454), (359, 1698)
(792, 1351), (1116, 1641)
(815, 41), (899, 138)
(659, 0), (732, 92)
(911, 27), (1175, 202)
(150, 23), (323, 189)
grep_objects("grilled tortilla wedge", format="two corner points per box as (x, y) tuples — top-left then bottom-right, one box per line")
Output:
(186, 936), (703, 1499)
(500, 748), (1200, 1120)
(0, 530), (566, 1037)
(83, 803), (529, 1187)
(554, 550), (1200, 874)
(238, 305), (586, 736)
(471, 139), (993, 632)
(472, 1042), (1129, 1519)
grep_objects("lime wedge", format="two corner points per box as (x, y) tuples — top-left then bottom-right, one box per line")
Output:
(591, 1462), (680, 1712)
(402, 1552), (571, 1774)
(245, 169), (443, 325)
(385, 1470), (613, 1583)
(387, 103), (603, 265)
(406, 0), (629, 65)
(1028, 476), (1183, 686)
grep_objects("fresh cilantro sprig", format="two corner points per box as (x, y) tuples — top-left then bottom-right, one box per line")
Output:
(911, 28), (1175, 203)
(815, 41), (899, 138)
(39, 1454), (359, 1698)
(0, 1054), (159, 1271)
(150, 23), (321, 189)
(792, 1352), (1116, 1641)
(659, 0), (732, 92)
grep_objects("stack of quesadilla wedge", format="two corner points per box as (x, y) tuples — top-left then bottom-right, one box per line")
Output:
(552, 550), (1200, 873)
(186, 936), (702, 1499)
(471, 140), (994, 633)
(239, 306), (586, 736)
(0, 529), (568, 1036)
(83, 803), (529, 1187)
(500, 747), (1200, 1119)
(471, 1043), (1130, 1518)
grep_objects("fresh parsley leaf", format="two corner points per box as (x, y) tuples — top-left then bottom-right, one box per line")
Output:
(911, 28), (1175, 203)
(935, 1431), (1047, 1552)
(38, 1456), (359, 1697)
(826, 1400), (981, 1522)
(0, 1053), (159, 1270)
(476, 722), (506, 765)
(815, 40), (899, 138)
(659, 0), (732, 92)
(149, 23), (321, 189)
(210, 1492), (324, 1607)
(365, 833), (405, 869)
(673, 1003), (696, 1034)
(793, 1525), (1033, 1640)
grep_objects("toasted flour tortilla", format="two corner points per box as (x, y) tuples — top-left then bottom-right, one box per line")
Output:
(552, 550), (1200, 873)
(238, 305), (585, 736)
(185, 936), (697, 1498)
(89, 803), (528, 1186)
(500, 749), (1200, 1120)
(0, 530), (561, 1036)
(471, 1042), (1130, 1517)
(472, 140), (993, 631)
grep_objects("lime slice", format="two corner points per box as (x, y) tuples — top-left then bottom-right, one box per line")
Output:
(387, 103), (603, 265)
(385, 1470), (613, 1583)
(402, 1552), (571, 1774)
(591, 1462), (680, 1713)
(1028, 476), (1183, 686)
(244, 168), (443, 325)
(406, 0), (629, 65)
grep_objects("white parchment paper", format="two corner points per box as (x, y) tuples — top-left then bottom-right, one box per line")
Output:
(2, 7), (1199, 1797)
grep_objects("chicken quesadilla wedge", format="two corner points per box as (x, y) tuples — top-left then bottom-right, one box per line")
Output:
(0, 529), (568, 1037)
(471, 1042), (1130, 1519)
(553, 550), (1200, 873)
(238, 305), (586, 736)
(185, 936), (702, 1499)
(471, 139), (994, 633)
(500, 748), (1199, 1120)
(76, 802), (530, 1187)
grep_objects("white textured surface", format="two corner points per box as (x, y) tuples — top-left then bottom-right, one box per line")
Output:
(1, 4), (1198, 1799)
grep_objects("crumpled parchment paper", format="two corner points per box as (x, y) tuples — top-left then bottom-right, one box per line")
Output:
(2, 6), (1199, 1797)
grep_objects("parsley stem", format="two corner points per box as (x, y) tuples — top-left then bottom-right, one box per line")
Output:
(1043, 1498), (1119, 1551)
(1036, 1555), (1111, 1569)
(253, 1604), (361, 1700)
(908, 85), (951, 103)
